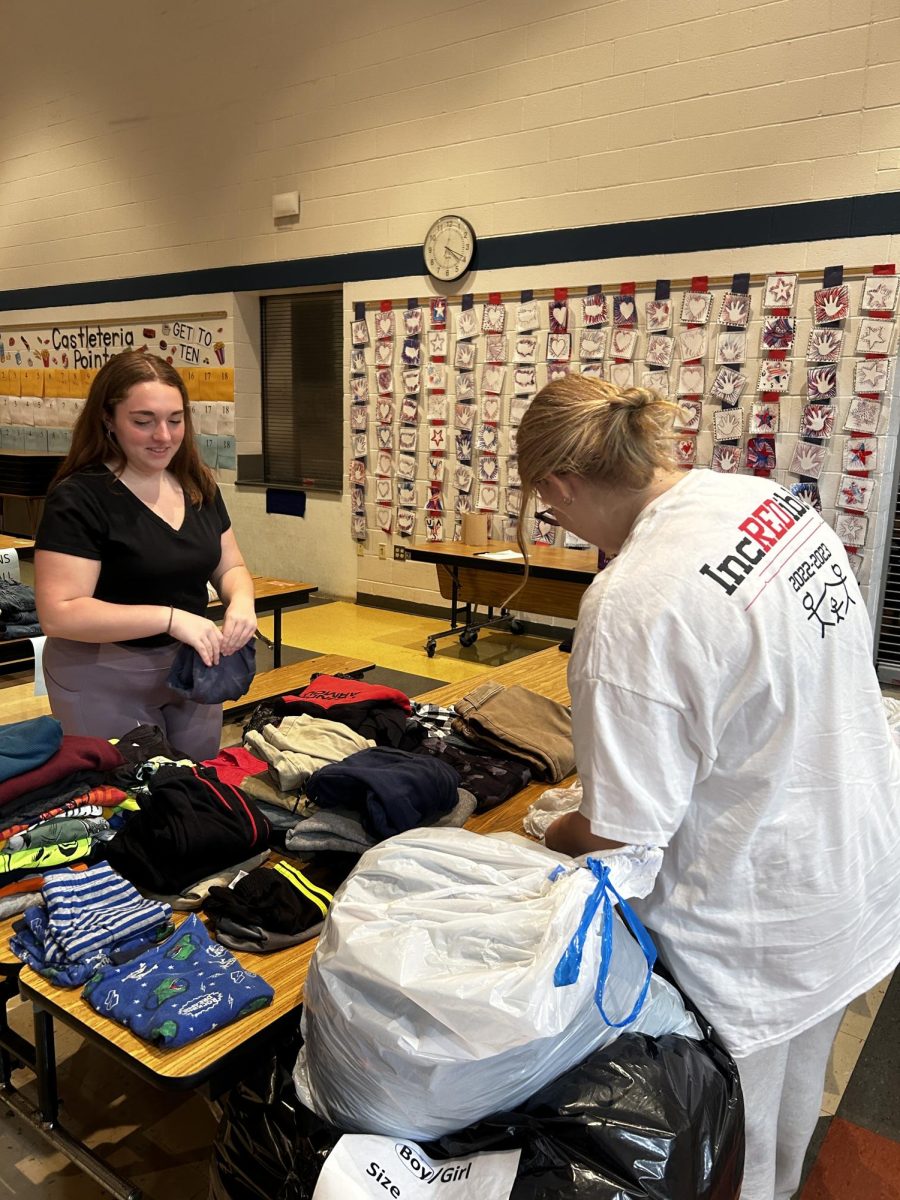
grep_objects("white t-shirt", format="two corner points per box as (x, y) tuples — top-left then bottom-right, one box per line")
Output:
(569, 469), (900, 1057)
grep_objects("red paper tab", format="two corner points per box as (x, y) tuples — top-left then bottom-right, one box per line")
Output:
(380, 299), (392, 312)
(554, 287), (568, 303)
(619, 281), (635, 295)
(691, 276), (708, 293)
(488, 292), (501, 306)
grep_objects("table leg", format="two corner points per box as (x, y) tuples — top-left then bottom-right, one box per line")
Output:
(33, 1004), (59, 1126)
(273, 609), (282, 668)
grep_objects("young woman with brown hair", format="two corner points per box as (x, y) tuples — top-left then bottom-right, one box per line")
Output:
(34, 350), (256, 761)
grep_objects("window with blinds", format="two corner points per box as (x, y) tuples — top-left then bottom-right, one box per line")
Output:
(876, 501), (900, 684)
(260, 291), (342, 492)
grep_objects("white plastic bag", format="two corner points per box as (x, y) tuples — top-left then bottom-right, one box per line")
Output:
(295, 827), (699, 1140)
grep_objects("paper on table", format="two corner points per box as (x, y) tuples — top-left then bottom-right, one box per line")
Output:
(475, 549), (523, 561)
(31, 636), (47, 697)
(0, 549), (20, 584)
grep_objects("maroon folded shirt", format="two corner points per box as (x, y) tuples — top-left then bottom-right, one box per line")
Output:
(0, 736), (124, 809)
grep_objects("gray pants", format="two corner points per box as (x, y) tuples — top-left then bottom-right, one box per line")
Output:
(43, 637), (222, 763)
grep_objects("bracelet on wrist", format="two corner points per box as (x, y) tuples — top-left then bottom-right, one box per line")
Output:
(166, 605), (174, 635)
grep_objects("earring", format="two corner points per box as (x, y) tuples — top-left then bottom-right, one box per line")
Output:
(562, 496), (573, 506)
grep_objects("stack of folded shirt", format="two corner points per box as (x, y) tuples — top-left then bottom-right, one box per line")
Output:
(0, 581), (41, 639)
(256, 675), (421, 750)
(244, 715), (375, 793)
(451, 681), (575, 782)
(10, 861), (174, 987)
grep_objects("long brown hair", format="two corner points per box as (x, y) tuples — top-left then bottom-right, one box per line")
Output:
(51, 350), (216, 505)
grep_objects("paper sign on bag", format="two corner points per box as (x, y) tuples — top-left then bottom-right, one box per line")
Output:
(312, 1136), (519, 1200)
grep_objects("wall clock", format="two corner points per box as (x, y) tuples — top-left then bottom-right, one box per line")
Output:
(423, 214), (476, 282)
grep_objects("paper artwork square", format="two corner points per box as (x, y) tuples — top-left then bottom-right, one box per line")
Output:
(402, 369), (420, 396)
(548, 299), (569, 333)
(757, 361), (791, 393)
(516, 300), (540, 332)
(376, 398), (394, 425)
(505, 487), (521, 517)
(351, 319), (369, 347)
(763, 273), (798, 309)
(482, 396), (501, 424)
(396, 453), (416, 479)
(547, 362), (570, 382)
(680, 291), (713, 324)
(507, 458), (521, 488)
(376, 449), (393, 477)
(608, 361), (635, 389)
(641, 368), (667, 394)
(374, 310), (395, 341)
(711, 366), (748, 405)
(843, 436), (877, 471)
(429, 425), (448, 452)
(349, 459), (367, 485)
(485, 334), (507, 364)
(482, 302), (506, 333)
(579, 329), (607, 361)
(455, 401), (475, 430)
(376, 425), (393, 451)
(428, 330), (448, 358)
(582, 292), (608, 326)
(762, 316), (796, 350)
(800, 404), (835, 438)
(837, 474), (874, 512)
(476, 482), (499, 511)
(454, 341), (476, 371)
(645, 298), (672, 332)
(402, 307), (422, 337)
(399, 395), (419, 425)
(351, 513), (366, 541)
(376, 367), (394, 396)
(454, 464), (473, 493)
(425, 362), (446, 392)
(397, 426), (417, 454)
(711, 444), (740, 473)
(856, 318), (894, 355)
(455, 430), (473, 463)
(861, 274), (899, 313)
(678, 328), (707, 362)
(350, 484), (365, 513)
(532, 517), (557, 546)
(814, 285), (850, 324)
(715, 331), (747, 365)
(509, 395), (530, 426)
(790, 481), (822, 513)
(806, 366), (837, 401)
(454, 490), (472, 516)
(581, 362), (606, 382)
(673, 437), (697, 467)
(647, 334), (675, 369)
(374, 476), (393, 505)
(676, 363), (705, 396)
(713, 408), (743, 442)
(514, 335), (538, 364)
(425, 516), (444, 542)
(854, 358), (890, 394)
(834, 511), (868, 547)
(844, 396), (881, 435)
(457, 307), (479, 340)
(673, 397), (702, 433)
(428, 455), (445, 484)
(401, 339), (421, 369)
(477, 426), (500, 457)
(746, 437), (776, 471)
(374, 340), (393, 367)
(351, 433), (367, 459)
(610, 328), (638, 361)
(749, 402), (779, 435)
(717, 292), (751, 328)
(807, 327), (844, 362)
(613, 294), (637, 327)
(350, 405), (368, 431)
(427, 395), (448, 424)
(789, 440), (827, 479)
(397, 478), (416, 507)
(456, 371), (475, 402)
(350, 348), (366, 375)
(547, 332), (572, 363)
(397, 508), (417, 538)
(430, 298), (447, 328)
(481, 363), (506, 394)
(351, 375), (369, 403)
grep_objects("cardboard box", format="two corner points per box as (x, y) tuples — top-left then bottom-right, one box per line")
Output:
(461, 512), (489, 545)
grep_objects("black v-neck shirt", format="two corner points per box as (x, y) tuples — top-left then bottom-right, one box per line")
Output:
(36, 465), (231, 646)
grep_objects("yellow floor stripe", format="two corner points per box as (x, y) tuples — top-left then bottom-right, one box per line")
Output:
(258, 601), (556, 684)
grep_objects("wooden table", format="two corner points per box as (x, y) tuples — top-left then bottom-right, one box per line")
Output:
(210, 575), (318, 668)
(0, 534), (36, 558)
(407, 539), (597, 656)
(0, 646), (573, 1198)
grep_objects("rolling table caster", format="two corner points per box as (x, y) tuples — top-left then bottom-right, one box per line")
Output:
(426, 639), (437, 658)
(459, 628), (478, 648)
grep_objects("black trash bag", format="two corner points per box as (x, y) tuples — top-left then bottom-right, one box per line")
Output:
(210, 1021), (743, 1200)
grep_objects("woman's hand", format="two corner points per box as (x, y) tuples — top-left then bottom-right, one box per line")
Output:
(169, 609), (225, 667)
(221, 598), (257, 657)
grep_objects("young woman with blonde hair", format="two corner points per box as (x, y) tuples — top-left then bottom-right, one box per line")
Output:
(35, 350), (256, 761)
(516, 374), (900, 1200)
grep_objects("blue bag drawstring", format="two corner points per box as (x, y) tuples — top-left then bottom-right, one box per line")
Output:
(552, 856), (658, 1028)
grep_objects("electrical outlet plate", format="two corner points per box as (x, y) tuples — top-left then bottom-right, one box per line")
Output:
(378, 544), (387, 559)
(394, 546), (408, 562)
(357, 542), (365, 557)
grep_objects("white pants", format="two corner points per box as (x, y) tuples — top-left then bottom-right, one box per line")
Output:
(735, 1008), (845, 1200)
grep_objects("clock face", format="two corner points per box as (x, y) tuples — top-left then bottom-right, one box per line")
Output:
(423, 215), (476, 282)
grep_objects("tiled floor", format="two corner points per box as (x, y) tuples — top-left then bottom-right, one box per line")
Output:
(0, 599), (896, 1197)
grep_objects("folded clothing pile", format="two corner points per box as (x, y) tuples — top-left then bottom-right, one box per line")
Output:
(0, 581), (41, 639)
(10, 861), (173, 987)
(451, 681), (574, 782)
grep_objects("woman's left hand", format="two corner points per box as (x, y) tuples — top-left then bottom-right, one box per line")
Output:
(221, 599), (257, 657)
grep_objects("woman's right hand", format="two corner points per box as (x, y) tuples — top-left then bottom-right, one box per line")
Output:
(168, 608), (224, 667)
